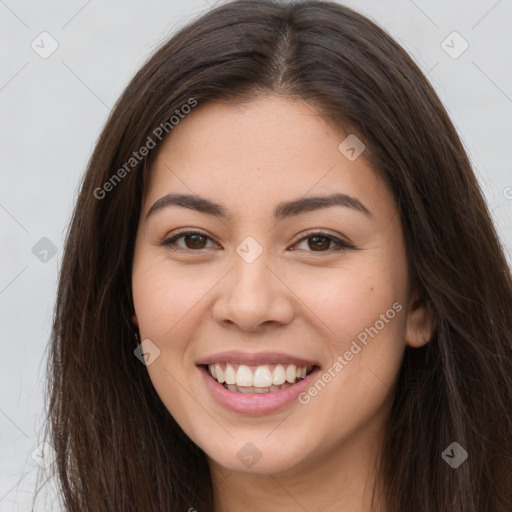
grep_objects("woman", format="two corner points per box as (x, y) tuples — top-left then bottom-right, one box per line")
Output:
(43, 0), (512, 510)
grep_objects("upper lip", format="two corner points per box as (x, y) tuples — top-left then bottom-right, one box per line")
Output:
(196, 351), (320, 367)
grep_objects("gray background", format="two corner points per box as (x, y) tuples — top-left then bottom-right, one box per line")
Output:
(1, 0), (511, 509)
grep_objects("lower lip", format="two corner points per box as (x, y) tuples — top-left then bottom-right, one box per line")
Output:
(198, 365), (321, 415)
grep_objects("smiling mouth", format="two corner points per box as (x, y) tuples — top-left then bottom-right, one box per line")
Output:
(203, 363), (317, 394)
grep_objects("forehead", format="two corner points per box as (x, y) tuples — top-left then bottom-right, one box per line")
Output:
(143, 95), (394, 219)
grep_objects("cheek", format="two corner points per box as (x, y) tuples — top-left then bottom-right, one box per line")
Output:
(131, 255), (210, 425)
(298, 274), (406, 444)
(132, 254), (215, 342)
(297, 255), (407, 404)
(300, 258), (406, 346)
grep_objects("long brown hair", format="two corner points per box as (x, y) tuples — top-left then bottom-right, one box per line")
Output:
(42, 1), (512, 510)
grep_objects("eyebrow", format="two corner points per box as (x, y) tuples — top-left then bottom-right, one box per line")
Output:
(146, 192), (372, 221)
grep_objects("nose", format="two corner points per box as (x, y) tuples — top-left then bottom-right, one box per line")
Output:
(212, 249), (294, 332)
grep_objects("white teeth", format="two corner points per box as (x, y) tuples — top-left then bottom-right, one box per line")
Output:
(236, 365), (253, 387)
(272, 364), (286, 385)
(215, 363), (224, 383)
(253, 366), (273, 387)
(224, 363), (236, 385)
(207, 362), (312, 391)
(285, 364), (297, 383)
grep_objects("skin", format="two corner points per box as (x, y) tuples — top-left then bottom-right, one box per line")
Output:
(131, 94), (433, 511)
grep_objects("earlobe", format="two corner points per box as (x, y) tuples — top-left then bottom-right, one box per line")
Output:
(131, 313), (139, 327)
(405, 289), (434, 348)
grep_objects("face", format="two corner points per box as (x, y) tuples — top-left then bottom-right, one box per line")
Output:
(131, 94), (430, 476)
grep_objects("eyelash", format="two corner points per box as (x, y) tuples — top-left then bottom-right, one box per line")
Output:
(160, 228), (354, 254)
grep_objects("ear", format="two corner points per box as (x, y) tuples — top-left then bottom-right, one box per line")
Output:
(405, 288), (434, 348)
(131, 313), (139, 327)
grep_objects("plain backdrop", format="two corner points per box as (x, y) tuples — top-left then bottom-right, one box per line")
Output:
(1, 0), (511, 509)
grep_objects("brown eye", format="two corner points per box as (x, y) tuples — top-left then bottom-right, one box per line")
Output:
(293, 231), (353, 253)
(161, 231), (215, 251)
(182, 234), (208, 249)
